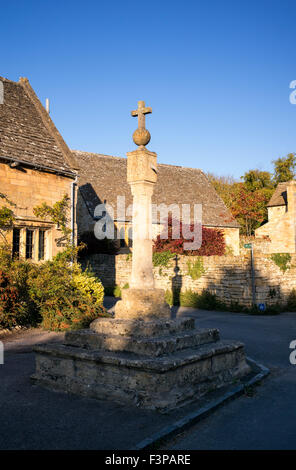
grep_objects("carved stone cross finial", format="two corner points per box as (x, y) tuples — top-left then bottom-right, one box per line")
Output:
(131, 100), (152, 147)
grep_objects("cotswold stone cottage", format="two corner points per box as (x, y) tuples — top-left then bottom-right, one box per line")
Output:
(73, 150), (240, 255)
(0, 77), (78, 260)
(255, 181), (296, 253)
(0, 76), (240, 258)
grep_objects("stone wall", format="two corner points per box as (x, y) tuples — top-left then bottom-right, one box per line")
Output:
(82, 253), (296, 308)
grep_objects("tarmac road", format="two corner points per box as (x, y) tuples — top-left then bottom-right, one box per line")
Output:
(0, 299), (295, 450)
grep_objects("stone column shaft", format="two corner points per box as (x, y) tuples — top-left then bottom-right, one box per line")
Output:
(130, 181), (154, 289)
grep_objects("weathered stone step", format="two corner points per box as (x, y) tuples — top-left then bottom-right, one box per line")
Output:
(32, 339), (250, 410)
(64, 327), (220, 357)
(90, 317), (195, 337)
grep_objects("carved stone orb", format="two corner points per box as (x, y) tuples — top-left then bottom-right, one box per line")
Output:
(133, 128), (151, 146)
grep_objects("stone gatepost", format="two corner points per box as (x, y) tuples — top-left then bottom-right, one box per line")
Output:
(114, 101), (170, 320)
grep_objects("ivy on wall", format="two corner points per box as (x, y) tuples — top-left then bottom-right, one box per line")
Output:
(270, 253), (292, 273)
(0, 192), (15, 242)
(152, 251), (175, 267)
(186, 257), (206, 280)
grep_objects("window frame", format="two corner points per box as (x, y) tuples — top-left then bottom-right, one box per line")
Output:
(38, 229), (46, 261)
(25, 228), (34, 260)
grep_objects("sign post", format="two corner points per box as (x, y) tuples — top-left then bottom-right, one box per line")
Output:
(244, 243), (256, 306)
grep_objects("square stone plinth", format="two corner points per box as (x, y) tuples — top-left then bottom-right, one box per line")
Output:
(31, 317), (250, 411)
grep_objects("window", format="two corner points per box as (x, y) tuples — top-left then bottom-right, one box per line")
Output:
(25, 229), (34, 259)
(12, 228), (20, 258)
(38, 230), (46, 260)
(128, 227), (133, 248)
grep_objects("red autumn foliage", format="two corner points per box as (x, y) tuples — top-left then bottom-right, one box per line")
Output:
(153, 217), (226, 256)
(0, 269), (21, 327)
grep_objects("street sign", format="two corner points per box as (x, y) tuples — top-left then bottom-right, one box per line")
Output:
(244, 243), (252, 249)
(258, 303), (266, 312)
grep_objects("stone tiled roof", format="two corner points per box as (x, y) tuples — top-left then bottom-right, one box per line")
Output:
(0, 76), (77, 176)
(73, 150), (239, 228)
(267, 182), (288, 207)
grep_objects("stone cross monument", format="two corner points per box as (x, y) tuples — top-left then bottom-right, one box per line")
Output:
(114, 101), (171, 320)
(32, 100), (251, 411)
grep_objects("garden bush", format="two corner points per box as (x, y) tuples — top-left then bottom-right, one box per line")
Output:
(0, 195), (108, 331)
(179, 289), (200, 308)
(165, 288), (227, 310)
(0, 247), (40, 327)
(28, 257), (108, 331)
(72, 270), (104, 306)
(0, 269), (22, 328)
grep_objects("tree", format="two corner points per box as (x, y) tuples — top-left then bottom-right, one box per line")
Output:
(228, 185), (270, 236)
(206, 173), (237, 209)
(273, 153), (296, 184)
(242, 169), (274, 191)
(33, 195), (71, 243)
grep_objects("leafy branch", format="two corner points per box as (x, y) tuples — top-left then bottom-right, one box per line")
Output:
(33, 195), (72, 241)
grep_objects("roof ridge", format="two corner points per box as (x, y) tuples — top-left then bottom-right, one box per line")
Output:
(18, 77), (78, 173)
(72, 150), (125, 161)
(72, 149), (204, 172)
(158, 162), (203, 172)
(0, 76), (20, 85)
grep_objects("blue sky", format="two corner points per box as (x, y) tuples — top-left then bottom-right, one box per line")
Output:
(2, 0), (296, 178)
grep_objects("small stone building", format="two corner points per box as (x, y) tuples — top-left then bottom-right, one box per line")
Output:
(74, 150), (240, 255)
(255, 181), (296, 253)
(0, 77), (78, 260)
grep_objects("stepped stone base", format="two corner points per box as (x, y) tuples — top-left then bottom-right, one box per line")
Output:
(32, 317), (250, 411)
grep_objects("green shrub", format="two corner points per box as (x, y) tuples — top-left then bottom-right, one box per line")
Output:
(27, 257), (109, 331)
(113, 285), (122, 298)
(0, 251), (40, 327)
(113, 283), (129, 298)
(187, 257), (205, 280)
(72, 270), (104, 305)
(165, 289), (174, 306)
(39, 295), (108, 331)
(179, 290), (200, 308)
(164, 287), (284, 314)
(248, 303), (282, 315)
(262, 304), (282, 315)
(196, 290), (223, 310)
(270, 253), (292, 272)
(10, 259), (40, 324)
(165, 288), (226, 310)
